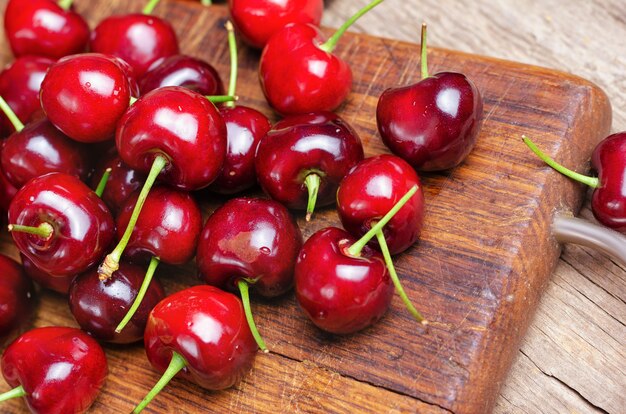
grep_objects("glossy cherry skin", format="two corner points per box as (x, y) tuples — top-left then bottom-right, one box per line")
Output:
(139, 55), (223, 96)
(89, 153), (145, 216)
(69, 263), (165, 344)
(229, 0), (323, 49)
(377, 72), (484, 171)
(0, 254), (35, 347)
(255, 112), (363, 210)
(20, 253), (72, 295)
(116, 186), (202, 264)
(197, 197), (303, 297)
(590, 132), (626, 232)
(337, 154), (425, 255)
(90, 14), (179, 77)
(1, 326), (107, 414)
(145, 285), (257, 390)
(0, 56), (54, 137)
(116, 86), (227, 191)
(1, 118), (90, 188)
(210, 106), (271, 194)
(259, 24), (352, 115)
(8, 173), (116, 277)
(3, 0), (89, 59)
(40, 53), (132, 143)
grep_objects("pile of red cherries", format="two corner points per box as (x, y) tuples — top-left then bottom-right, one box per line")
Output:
(0, 0), (493, 412)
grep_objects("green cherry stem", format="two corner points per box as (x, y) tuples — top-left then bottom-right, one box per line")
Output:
(115, 256), (161, 333)
(133, 352), (187, 413)
(95, 168), (112, 198)
(347, 185), (418, 257)
(319, 0), (384, 53)
(142, 0), (161, 15)
(237, 280), (268, 353)
(57, 0), (73, 11)
(420, 23), (429, 79)
(522, 135), (599, 188)
(201, 0), (212, 5)
(0, 385), (26, 403)
(130, 96), (138, 106)
(375, 231), (427, 324)
(304, 173), (321, 222)
(8, 223), (54, 239)
(98, 155), (169, 280)
(0, 96), (24, 132)
(225, 21), (238, 108)
(206, 95), (238, 104)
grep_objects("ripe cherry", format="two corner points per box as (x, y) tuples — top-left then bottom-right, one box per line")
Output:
(524, 133), (626, 233)
(255, 111), (363, 220)
(0, 254), (35, 347)
(259, 0), (382, 115)
(295, 185), (419, 334)
(133, 285), (257, 413)
(69, 262), (165, 344)
(40, 53), (132, 143)
(90, 0), (179, 77)
(0, 327), (107, 413)
(139, 55), (224, 96)
(20, 253), (73, 295)
(228, 0), (323, 49)
(89, 152), (145, 216)
(3, 0), (89, 59)
(196, 197), (303, 351)
(377, 24), (484, 171)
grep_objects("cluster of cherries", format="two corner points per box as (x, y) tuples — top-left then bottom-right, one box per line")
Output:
(0, 0), (487, 413)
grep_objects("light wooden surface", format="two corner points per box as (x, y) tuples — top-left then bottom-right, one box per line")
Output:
(322, 1), (625, 413)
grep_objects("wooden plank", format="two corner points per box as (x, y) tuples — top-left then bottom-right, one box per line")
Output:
(0, 1), (614, 413)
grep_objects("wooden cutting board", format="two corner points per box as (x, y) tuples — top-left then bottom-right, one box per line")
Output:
(0, 1), (612, 413)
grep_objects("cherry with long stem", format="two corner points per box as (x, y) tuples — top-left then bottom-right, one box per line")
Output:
(237, 280), (267, 352)
(115, 256), (160, 333)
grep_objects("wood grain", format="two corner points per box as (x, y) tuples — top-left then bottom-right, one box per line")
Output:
(0, 1), (618, 413)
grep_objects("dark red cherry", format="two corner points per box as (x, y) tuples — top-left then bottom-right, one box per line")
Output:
(0, 254), (35, 347)
(0, 327), (107, 413)
(89, 152), (145, 216)
(0, 56), (54, 137)
(133, 285), (257, 413)
(20, 253), (73, 295)
(255, 111), (363, 220)
(3, 0), (89, 59)
(228, 0), (323, 49)
(40, 53), (132, 143)
(377, 24), (483, 171)
(8, 173), (116, 277)
(259, 0), (382, 115)
(139, 55), (223, 96)
(69, 262), (165, 344)
(90, 1), (179, 77)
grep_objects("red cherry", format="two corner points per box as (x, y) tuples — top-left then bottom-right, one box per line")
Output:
(3, 0), (89, 59)
(90, 1), (179, 77)
(0, 56), (54, 137)
(89, 152), (145, 216)
(259, 0), (382, 115)
(40, 53), (132, 143)
(0, 254), (35, 347)
(377, 24), (484, 171)
(133, 285), (257, 413)
(255, 111), (363, 220)
(139, 55), (224, 96)
(8, 173), (116, 277)
(20, 253), (73, 295)
(228, 0), (323, 49)
(0, 327), (107, 413)
(0, 167), (18, 213)
(69, 262), (165, 344)
(196, 197), (303, 350)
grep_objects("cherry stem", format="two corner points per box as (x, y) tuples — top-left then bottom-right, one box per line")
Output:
(375, 231), (427, 324)
(57, 0), (73, 10)
(522, 136), (599, 188)
(142, 0), (161, 15)
(0, 385), (26, 403)
(133, 351), (186, 413)
(347, 185), (418, 257)
(304, 173), (321, 222)
(115, 256), (160, 333)
(320, 0), (384, 53)
(201, 0), (212, 5)
(420, 23), (429, 79)
(237, 280), (268, 353)
(8, 223), (54, 239)
(130, 96), (138, 106)
(98, 155), (168, 280)
(95, 168), (112, 198)
(206, 95), (238, 103)
(225, 21), (238, 108)
(0, 96), (24, 132)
